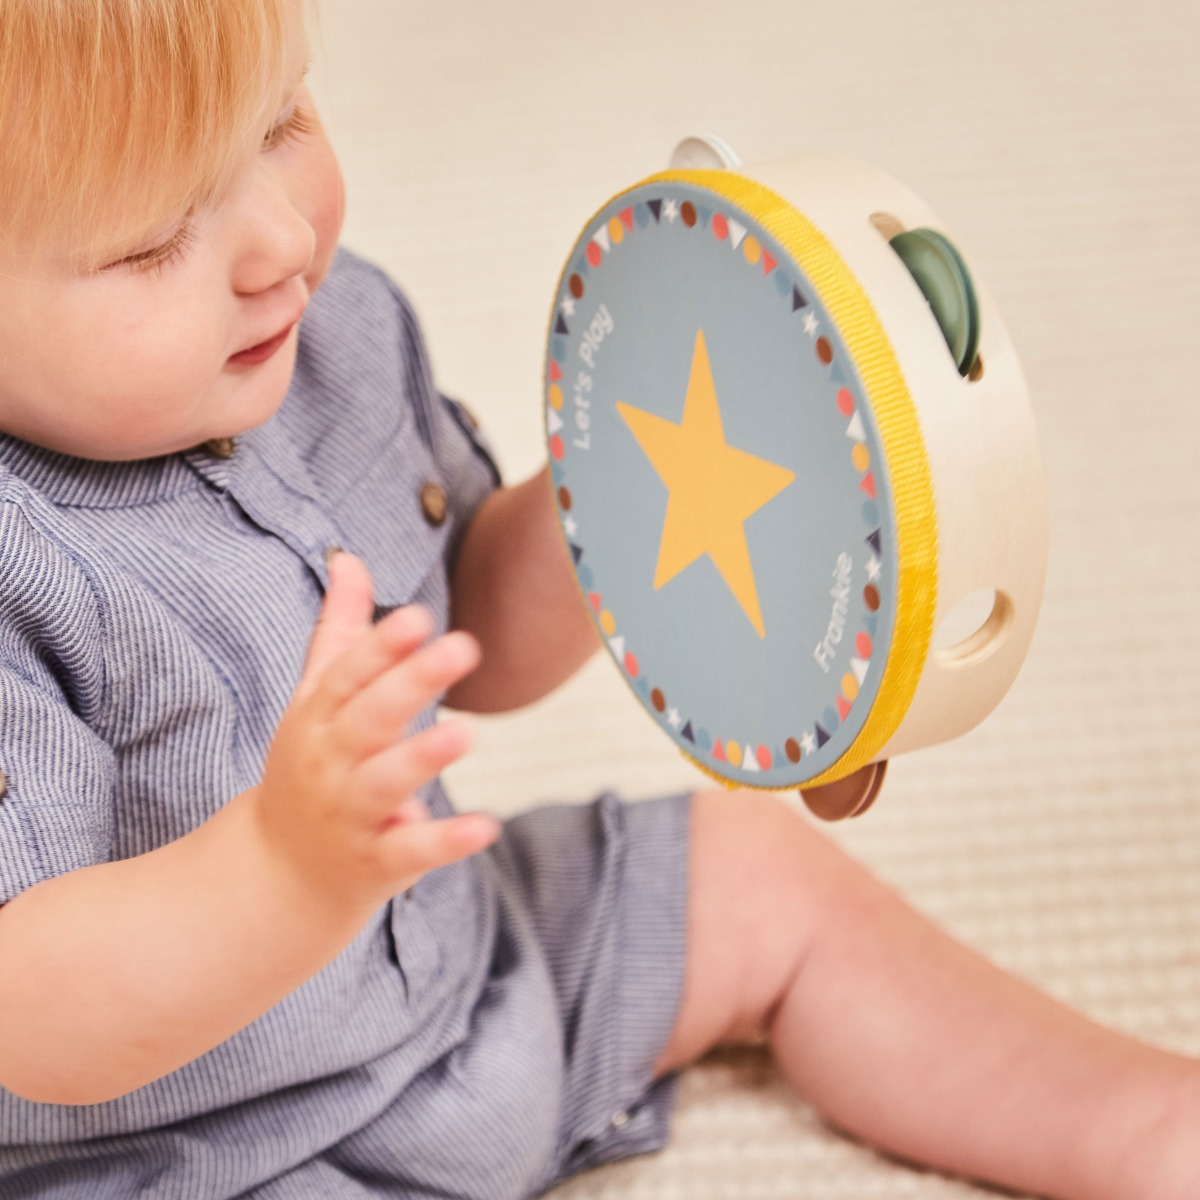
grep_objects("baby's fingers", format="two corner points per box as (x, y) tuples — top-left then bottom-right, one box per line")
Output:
(307, 603), (438, 720)
(332, 633), (480, 761)
(379, 810), (501, 893)
(296, 553), (377, 700)
(355, 718), (474, 819)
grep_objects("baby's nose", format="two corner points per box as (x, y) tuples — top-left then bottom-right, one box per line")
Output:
(231, 172), (317, 296)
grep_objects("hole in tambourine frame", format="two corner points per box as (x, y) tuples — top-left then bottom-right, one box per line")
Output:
(871, 212), (983, 380)
(931, 588), (1014, 666)
(870, 211), (905, 240)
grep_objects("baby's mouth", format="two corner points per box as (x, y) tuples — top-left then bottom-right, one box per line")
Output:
(227, 321), (299, 367)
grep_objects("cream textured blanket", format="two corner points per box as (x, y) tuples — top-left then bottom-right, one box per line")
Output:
(314, 2), (1200, 1193)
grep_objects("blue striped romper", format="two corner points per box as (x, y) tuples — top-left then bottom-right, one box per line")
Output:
(0, 249), (690, 1199)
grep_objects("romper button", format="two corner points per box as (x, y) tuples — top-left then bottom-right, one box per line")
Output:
(419, 482), (448, 527)
(201, 437), (236, 460)
(610, 1110), (631, 1130)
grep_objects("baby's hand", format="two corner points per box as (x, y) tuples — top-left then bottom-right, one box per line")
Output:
(254, 553), (500, 916)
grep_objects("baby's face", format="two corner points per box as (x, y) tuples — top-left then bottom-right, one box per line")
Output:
(0, 33), (343, 462)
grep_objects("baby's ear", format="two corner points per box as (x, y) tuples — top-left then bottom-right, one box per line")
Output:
(296, 552), (376, 696)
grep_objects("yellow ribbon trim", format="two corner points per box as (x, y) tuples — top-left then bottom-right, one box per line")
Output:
(558, 170), (939, 789)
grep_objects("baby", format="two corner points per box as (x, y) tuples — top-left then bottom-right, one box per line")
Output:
(0, 2), (1196, 1198)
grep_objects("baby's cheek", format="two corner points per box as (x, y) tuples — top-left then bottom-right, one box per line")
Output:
(106, 323), (225, 452)
(306, 151), (345, 294)
(132, 319), (212, 391)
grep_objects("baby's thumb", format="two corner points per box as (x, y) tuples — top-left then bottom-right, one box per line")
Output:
(298, 552), (376, 695)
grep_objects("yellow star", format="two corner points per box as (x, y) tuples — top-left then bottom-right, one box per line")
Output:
(616, 330), (796, 639)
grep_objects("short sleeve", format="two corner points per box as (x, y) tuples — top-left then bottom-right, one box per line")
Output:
(280, 249), (502, 580)
(433, 391), (503, 539)
(383, 271), (503, 563)
(0, 502), (116, 905)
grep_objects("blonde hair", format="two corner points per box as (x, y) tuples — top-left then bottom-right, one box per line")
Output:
(0, 0), (295, 261)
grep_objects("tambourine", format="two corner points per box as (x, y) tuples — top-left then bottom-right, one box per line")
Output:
(544, 138), (1047, 818)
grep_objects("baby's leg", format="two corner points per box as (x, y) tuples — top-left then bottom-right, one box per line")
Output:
(656, 790), (1200, 1200)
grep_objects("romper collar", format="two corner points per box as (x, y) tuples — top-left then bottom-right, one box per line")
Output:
(0, 418), (310, 511)
(0, 435), (200, 509)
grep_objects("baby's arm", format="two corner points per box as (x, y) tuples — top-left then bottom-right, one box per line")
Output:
(445, 467), (598, 712)
(0, 555), (499, 1106)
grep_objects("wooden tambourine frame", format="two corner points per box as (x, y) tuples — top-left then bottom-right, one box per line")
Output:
(544, 141), (1047, 817)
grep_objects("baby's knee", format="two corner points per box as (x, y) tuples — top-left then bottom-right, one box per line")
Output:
(688, 787), (881, 925)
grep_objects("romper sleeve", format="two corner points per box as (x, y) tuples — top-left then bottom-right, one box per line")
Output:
(284, 248), (503, 578)
(0, 500), (116, 906)
(384, 272), (503, 563)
